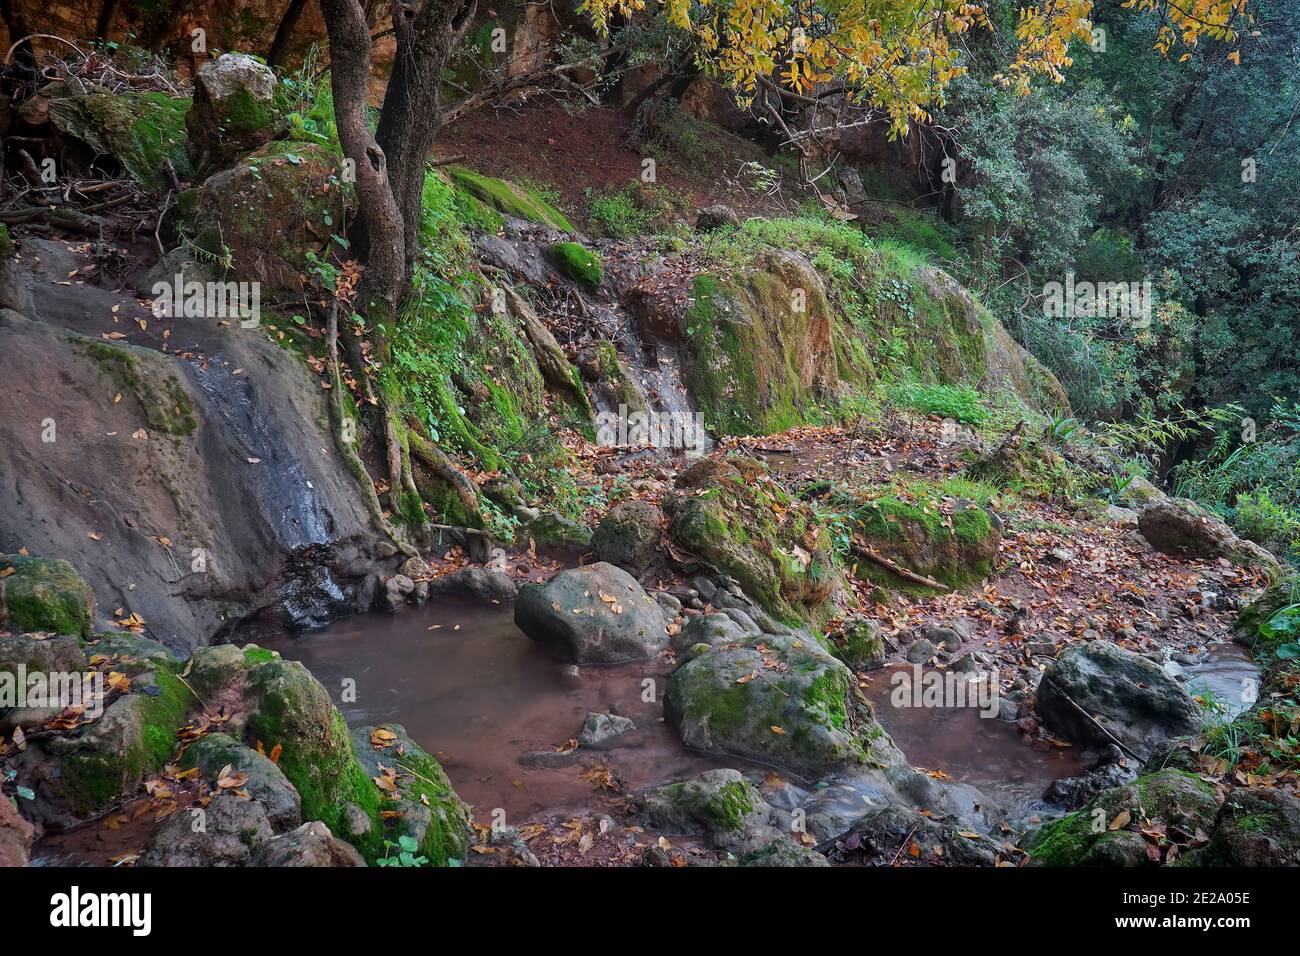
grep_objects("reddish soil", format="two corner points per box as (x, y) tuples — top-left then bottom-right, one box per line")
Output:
(436, 98), (799, 231)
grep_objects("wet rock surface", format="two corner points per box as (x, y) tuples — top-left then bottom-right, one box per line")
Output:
(515, 562), (669, 663)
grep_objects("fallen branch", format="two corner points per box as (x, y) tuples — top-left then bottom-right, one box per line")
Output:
(849, 539), (951, 593)
(1040, 676), (1144, 762)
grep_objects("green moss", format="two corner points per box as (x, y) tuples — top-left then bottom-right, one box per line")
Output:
(550, 242), (603, 287)
(0, 223), (11, 256)
(447, 166), (574, 231)
(0, 555), (95, 637)
(49, 90), (193, 189)
(75, 338), (197, 436)
(244, 671), (384, 860)
(61, 661), (190, 817)
(710, 780), (755, 832)
(805, 671), (849, 730)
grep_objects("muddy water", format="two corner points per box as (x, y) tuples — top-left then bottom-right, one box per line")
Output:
(861, 665), (1088, 815)
(256, 598), (737, 823)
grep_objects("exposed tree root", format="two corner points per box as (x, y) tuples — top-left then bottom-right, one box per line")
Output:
(325, 301), (417, 558)
(407, 425), (484, 528)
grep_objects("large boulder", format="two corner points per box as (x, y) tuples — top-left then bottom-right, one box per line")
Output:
(139, 793), (274, 867)
(186, 53), (285, 178)
(0, 555), (95, 637)
(1035, 641), (1201, 760)
(592, 500), (663, 576)
(666, 456), (839, 623)
(1027, 770), (1221, 866)
(514, 562), (669, 663)
(182, 141), (348, 294)
(1138, 498), (1281, 580)
(666, 624), (902, 779)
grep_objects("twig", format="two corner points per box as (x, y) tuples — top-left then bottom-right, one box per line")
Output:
(1040, 676), (1144, 761)
(849, 540), (951, 593)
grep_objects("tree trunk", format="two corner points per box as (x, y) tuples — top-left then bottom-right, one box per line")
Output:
(268, 0), (311, 67)
(376, 0), (478, 281)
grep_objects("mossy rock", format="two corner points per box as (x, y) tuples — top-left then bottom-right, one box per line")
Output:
(351, 724), (472, 866)
(447, 166), (574, 231)
(1234, 576), (1299, 645)
(828, 617), (887, 671)
(666, 628), (902, 778)
(186, 141), (350, 295)
(1027, 770), (1220, 866)
(180, 732), (302, 832)
(0, 555), (95, 637)
(965, 432), (1078, 499)
(187, 53), (286, 178)
(182, 645), (466, 864)
(73, 336), (197, 436)
(680, 253), (844, 436)
(36, 660), (190, 819)
(548, 242), (603, 287)
(845, 486), (1002, 593)
(524, 512), (593, 549)
(48, 86), (192, 190)
(1200, 788), (1300, 866)
(666, 456), (839, 625)
(638, 769), (769, 850)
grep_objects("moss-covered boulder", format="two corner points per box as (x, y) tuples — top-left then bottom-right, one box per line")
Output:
(448, 166), (574, 231)
(666, 456), (839, 624)
(18, 639), (189, 822)
(827, 617), (887, 671)
(1139, 498), (1282, 581)
(515, 562), (669, 663)
(1200, 788), (1300, 866)
(841, 485), (1001, 594)
(185, 141), (348, 294)
(180, 732), (302, 832)
(666, 626), (902, 779)
(1234, 576), (1299, 645)
(0, 555), (95, 637)
(1035, 641), (1201, 760)
(184, 645), (468, 865)
(351, 724), (473, 867)
(1027, 770), (1221, 866)
(680, 252), (844, 435)
(548, 242), (603, 287)
(187, 53), (286, 178)
(637, 769), (770, 851)
(48, 85), (192, 189)
(592, 500), (663, 576)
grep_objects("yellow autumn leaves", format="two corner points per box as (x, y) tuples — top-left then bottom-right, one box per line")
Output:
(581, 0), (1254, 137)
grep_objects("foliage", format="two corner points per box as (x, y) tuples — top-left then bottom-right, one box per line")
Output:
(890, 381), (989, 425)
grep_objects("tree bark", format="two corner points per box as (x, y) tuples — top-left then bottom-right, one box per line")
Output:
(375, 0), (478, 281)
(268, 0), (312, 67)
